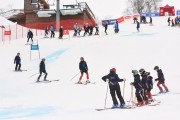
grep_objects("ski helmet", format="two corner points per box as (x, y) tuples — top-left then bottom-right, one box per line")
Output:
(154, 66), (159, 70)
(111, 68), (116, 73)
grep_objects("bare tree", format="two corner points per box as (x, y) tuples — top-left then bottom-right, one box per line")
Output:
(125, 0), (162, 15)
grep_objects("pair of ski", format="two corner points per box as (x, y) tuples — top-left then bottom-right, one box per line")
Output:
(96, 105), (136, 111)
(152, 91), (180, 96)
(75, 82), (96, 85)
(36, 79), (60, 83)
(13, 70), (27, 72)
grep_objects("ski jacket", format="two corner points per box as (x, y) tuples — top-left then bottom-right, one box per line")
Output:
(27, 31), (33, 38)
(147, 75), (153, 89)
(39, 61), (46, 72)
(14, 56), (21, 64)
(102, 71), (124, 85)
(141, 75), (148, 90)
(132, 74), (142, 90)
(79, 61), (88, 72)
(155, 69), (165, 82)
(50, 26), (54, 32)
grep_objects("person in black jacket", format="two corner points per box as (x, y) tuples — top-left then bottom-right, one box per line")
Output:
(103, 22), (108, 34)
(131, 70), (144, 106)
(59, 26), (63, 39)
(102, 68), (125, 108)
(139, 69), (148, 104)
(27, 30), (33, 44)
(77, 57), (90, 84)
(37, 58), (48, 82)
(14, 53), (21, 71)
(146, 72), (153, 100)
(154, 66), (169, 93)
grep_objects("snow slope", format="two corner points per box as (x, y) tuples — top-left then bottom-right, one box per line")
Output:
(0, 16), (180, 120)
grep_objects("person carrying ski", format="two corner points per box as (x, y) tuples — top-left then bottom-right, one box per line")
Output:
(14, 52), (21, 71)
(77, 57), (90, 84)
(102, 68), (126, 108)
(27, 30), (33, 44)
(131, 70), (144, 106)
(37, 58), (48, 82)
(154, 66), (169, 93)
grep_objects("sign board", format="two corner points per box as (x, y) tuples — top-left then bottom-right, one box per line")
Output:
(4, 31), (11, 35)
(31, 44), (39, 50)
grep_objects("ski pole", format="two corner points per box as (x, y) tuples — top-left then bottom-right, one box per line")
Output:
(28, 73), (39, 79)
(104, 82), (109, 109)
(123, 80), (125, 98)
(70, 72), (80, 80)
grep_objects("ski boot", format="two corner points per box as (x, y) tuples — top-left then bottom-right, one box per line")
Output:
(111, 104), (118, 109)
(120, 103), (125, 108)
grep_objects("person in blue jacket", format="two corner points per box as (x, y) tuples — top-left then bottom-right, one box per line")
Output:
(102, 68), (125, 108)
(14, 53), (21, 71)
(114, 21), (119, 33)
(37, 58), (48, 82)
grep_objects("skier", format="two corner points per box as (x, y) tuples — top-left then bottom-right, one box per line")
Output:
(27, 30), (33, 44)
(140, 70), (149, 104)
(37, 58), (48, 82)
(73, 23), (78, 36)
(59, 26), (63, 39)
(83, 23), (89, 37)
(149, 17), (152, 24)
(136, 20), (140, 32)
(102, 68), (126, 108)
(154, 66), (169, 93)
(14, 53), (21, 71)
(50, 25), (55, 38)
(77, 57), (90, 84)
(44, 26), (49, 37)
(89, 23), (93, 36)
(94, 23), (99, 35)
(146, 72), (153, 101)
(77, 23), (82, 36)
(131, 70), (144, 106)
(114, 21), (119, 33)
(167, 17), (171, 26)
(103, 22), (108, 34)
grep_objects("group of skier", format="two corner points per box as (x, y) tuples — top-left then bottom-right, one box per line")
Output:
(14, 52), (169, 108)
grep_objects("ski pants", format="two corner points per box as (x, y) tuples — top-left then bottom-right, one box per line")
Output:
(135, 89), (143, 103)
(37, 70), (48, 80)
(15, 63), (21, 71)
(157, 81), (168, 91)
(79, 71), (89, 80)
(109, 84), (125, 105)
(27, 37), (33, 43)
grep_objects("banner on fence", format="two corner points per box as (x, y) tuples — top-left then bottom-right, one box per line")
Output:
(141, 12), (160, 17)
(4, 31), (11, 35)
(176, 10), (180, 15)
